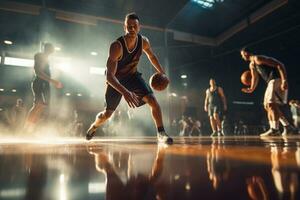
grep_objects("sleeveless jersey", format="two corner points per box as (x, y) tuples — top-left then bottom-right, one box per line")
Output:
(115, 34), (143, 80)
(33, 53), (51, 82)
(208, 87), (222, 106)
(255, 63), (280, 83)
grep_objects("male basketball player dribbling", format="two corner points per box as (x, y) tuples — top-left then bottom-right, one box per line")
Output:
(86, 13), (173, 144)
(240, 47), (294, 136)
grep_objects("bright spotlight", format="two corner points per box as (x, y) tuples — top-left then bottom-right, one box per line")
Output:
(77, 93), (82, 97)
(11, 89), (17, 93)
(4, 40), (13, 45)
(90, 67), (105, 75)
(53, 57), (71, 72)
(0, 88), (4, 92)
(55, 47), (61, 51)
(88, 182), (106, 193)
(185, 182), (191, 191)
(181, 75), (187, 79)
(90, 52), (98, 56)
(65, 93), (71, 96)
(4, 57), (34, 67)
(169, 92), (177, 97)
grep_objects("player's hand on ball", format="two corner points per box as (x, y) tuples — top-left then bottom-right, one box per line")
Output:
(241, 88), (254, 93)
(123, 90), (139, 108)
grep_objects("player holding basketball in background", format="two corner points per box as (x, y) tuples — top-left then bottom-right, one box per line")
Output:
(204, 79), (227, 137)
(24, 43), (63, 132)
(86, 13), (173, 144)
(240, 47), (295, 136)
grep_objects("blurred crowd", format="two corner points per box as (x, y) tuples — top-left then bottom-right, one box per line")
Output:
(1, 98), (299, 136)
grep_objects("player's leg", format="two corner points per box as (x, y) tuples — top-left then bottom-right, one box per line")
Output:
(208, 106), (217, 137)
(143, 94), (173, 144)
(213, 112), (223, 136)
(260, 80), (281, 136)
(86, 85), (121, 140)
(24, 80), (47, 131)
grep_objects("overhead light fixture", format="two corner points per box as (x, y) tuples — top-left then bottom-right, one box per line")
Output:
(90, 52), (98, 56)
(0, 88), (4, 92)
(191, 0), (224, 9)
(90, 67), (105, 75)
(11, 89), (17, 93)
(4, 57), (34, 67)
(181, 74), (187, 79)
(65, 93), (71, 96)
(169, 93), (177, 97)
(4, 40), (13, 45)
(53, 57), (71, 72)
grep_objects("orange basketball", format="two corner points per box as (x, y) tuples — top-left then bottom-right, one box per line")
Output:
(149, 73), (169, 91)
(241, 70), (252, 86)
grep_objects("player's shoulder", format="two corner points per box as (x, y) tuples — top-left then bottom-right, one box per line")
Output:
(34, 52), (45, 60)
(141, 35), (150, 45)
(141, 35), (149, 41)
(34, 52), (43, 58)
(110, 40), (122, 50)
(254, 54), (270, 61)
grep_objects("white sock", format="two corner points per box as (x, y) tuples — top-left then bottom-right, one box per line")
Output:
(279, 117), (290, 127)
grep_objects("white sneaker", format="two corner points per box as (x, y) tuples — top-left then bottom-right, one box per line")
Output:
(157, 131), (173, 144)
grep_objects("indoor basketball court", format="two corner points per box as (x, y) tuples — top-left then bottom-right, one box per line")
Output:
(1, 0), (300, 199)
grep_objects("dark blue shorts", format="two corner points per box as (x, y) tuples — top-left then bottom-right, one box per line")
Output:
(208, 105), (222, 117)
(105, 72), (153, 111)
(31, 78), (50, 105)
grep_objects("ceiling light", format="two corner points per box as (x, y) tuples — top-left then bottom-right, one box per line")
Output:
(181, 75), (187, 79)
(4, 40), (13, 45)
(91, 52), (98, 56)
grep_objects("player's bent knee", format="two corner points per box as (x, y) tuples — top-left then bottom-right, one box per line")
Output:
(213, 113), (219, 119)
(97, 110), (114, 120)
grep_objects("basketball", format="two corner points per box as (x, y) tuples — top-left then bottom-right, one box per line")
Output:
(149, 73), (169, 91)
(241, 70), (252, 86)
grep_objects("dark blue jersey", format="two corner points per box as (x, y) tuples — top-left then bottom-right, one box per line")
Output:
(115, 34), (143, 80)
(255, 63), (280, 83)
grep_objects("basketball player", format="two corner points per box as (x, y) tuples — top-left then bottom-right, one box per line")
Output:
(240, 47), (295, 136)
(86, 13), (173, 144)
(204, 79), (227, 137)
(24, 43), (63, 131)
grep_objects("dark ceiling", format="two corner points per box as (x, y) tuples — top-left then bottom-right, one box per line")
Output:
(5, 0), (280, 36)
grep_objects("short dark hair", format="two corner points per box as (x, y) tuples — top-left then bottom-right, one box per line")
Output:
(44, 42), (54, 50)
(240, 46), (252, 53)
(125, 13), (140, 22)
